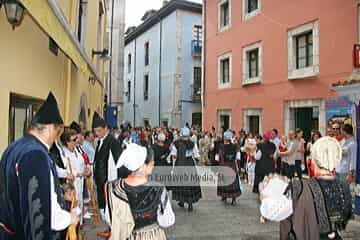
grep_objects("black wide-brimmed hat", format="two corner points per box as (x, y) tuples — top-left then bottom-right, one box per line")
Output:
(92, 112), (106, 129)
(70, 121), (81, 133)
(33, 92), (63, 125)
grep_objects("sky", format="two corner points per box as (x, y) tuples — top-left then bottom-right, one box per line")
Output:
(125, 0), (202, 29)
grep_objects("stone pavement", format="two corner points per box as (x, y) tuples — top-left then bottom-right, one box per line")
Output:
(83, 178), (360, 240)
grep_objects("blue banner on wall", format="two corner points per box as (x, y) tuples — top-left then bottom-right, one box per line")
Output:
(325, 96), (354, 133)
(356, 103), (360, 216)
(105, 106), (118, 129)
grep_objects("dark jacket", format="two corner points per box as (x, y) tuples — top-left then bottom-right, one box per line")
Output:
(0, 136), (64, 240)
(94, 134), (122, 187)
(255, 140), (276, 176)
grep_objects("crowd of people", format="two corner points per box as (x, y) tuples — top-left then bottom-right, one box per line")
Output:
(0, 91), (357, 240)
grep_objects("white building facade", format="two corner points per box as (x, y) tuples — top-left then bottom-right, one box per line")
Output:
(123, 0), (202, 128)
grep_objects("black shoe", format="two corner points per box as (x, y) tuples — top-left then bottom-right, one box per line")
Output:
(188, 203), (193, 212)
(178, 202), (184, 208)
(231, 198), (236, 206)
(221, 197), (226, 202)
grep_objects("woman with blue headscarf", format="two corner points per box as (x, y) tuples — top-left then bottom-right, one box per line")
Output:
(169, 127), (202, 211)
(217, 130), (242, 205)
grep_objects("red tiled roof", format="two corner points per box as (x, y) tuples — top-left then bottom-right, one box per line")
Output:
(332, 71), (360, 87)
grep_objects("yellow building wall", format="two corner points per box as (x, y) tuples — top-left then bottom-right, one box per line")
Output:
(0, 0), (106, 153)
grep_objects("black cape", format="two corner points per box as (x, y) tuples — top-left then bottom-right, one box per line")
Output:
(0, 136), (64, 240)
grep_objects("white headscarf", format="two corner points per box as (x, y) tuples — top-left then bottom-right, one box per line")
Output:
(116, 143), (147, 171)
(259, 174), (293, 222)
(310, 136), (342, 171)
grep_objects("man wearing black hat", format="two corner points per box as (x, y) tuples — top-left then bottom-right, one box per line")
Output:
(92, 112), (122, 237)
(0, 92), (79, 240)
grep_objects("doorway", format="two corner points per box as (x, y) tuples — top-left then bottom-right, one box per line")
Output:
(220, 115), (230, 131)
(291, 107), (319, 141)
(192, 112), (202, 128)
(248, 115), (260, 135)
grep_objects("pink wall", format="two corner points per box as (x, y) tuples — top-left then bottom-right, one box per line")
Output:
(203, 0), (357, 134)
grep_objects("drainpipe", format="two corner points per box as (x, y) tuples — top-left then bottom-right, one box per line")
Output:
(64, 0), (77, 124)
(109, 0), (115, 107)
(201, 0), (206, 129)
(158, 17), (163, 126)
(133, 39), (137, 127)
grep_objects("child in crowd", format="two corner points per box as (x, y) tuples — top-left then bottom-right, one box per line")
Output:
(63, 183), (81, 215)
(62, 183), (82, 239)
(243, 138), (257, 187)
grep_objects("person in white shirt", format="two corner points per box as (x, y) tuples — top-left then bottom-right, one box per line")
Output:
(294, 129), (305, 180)
(271, 129), (281, 173)
(61, 128), (89, 225)
(83, 131), (96, 165)
(336, 124), (357, 183)
(279, 131), (298, 179)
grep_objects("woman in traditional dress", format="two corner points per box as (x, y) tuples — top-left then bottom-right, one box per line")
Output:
(61, 128), (88, 225)
(260, 136), (353, 240)
(151, 132), (171, 167)
(253, 131), (276, 193)
(170, 127), (202, 211)
(106, 144), (175, 240)
(217, 130), (242, 205)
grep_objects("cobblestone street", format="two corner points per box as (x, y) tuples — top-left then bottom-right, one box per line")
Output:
(83, 171), (360, 240)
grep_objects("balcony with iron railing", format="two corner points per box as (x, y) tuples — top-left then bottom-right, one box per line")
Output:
(191, 39), (202, 57)
(190, 84), (201, 102)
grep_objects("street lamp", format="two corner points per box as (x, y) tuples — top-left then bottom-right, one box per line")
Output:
(92, 48), (110, 59)
(3, 0), (25, 29)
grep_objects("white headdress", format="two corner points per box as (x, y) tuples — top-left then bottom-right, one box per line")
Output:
(310, 136), (342, 171)
(116, 143), (147, 171)
(259, 174), (293, 222)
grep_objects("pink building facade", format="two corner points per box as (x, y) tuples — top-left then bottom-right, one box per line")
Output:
(203, 0), (359, 139)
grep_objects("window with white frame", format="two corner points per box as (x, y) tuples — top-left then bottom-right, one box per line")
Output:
(295, 32), (313, 69)
(193, 25), (203, 43)
(144, 74), (149, 101)
(217, 110), (231, 131)
(76, 0), (88, 46)
(242, 0), (261, 21)
(144, 119), (150, 127)
(96, 1), (104, 72)
(242, 42), (262, 85)
(218, 53), (232, 88)
(193, 66), (201, 96)
(127, 81), (131, 102)
(144, 42), (149, 66)
(288, 21), (319, 79)
(218, 0), (231, 32)
(127, 53), (132, 73)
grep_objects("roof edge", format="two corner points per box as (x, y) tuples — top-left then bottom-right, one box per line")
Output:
(125, 0), (202, 45)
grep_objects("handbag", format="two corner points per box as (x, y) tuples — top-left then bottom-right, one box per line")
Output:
(157, 188), (175, 228)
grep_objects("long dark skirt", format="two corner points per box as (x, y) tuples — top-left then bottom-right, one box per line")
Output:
(217, 173), (241, 199)
(172, 157), (202, 204)
(172, 185), (202, 204)
(217, 161), (241, 198)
